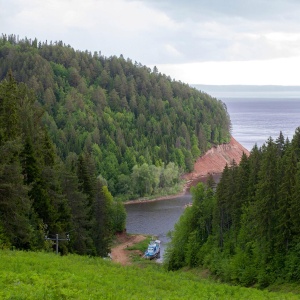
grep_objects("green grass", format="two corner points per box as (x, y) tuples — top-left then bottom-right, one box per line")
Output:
(126, 236), (160, 264)
(0, 250), (299, 299)
(126, 236), (152, 252)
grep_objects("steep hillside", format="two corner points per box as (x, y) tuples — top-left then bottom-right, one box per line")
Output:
(184, 136), (249, 184)
(1, 250), (297, 299)
(0, 34), (231, 199)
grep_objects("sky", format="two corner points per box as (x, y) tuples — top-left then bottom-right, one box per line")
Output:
(1, 0), (300, 85)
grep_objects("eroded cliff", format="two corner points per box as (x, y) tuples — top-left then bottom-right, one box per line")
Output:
(184, 136), (249, 184)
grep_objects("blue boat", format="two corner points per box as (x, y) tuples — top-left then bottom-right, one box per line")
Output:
(144, 240), (161, 259)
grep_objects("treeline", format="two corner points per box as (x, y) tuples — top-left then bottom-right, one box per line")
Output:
(165, 130), (300, 287)
(0, 73), (126, 255)
(0, 34), (231, 199)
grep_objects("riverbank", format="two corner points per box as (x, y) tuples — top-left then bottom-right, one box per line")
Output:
(124, 188), (186, 205)
(183, 136), (249, 184)
(111, 232), (147, 265)
(125, 136), (249, 205)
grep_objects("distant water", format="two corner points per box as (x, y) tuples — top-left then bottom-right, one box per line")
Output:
(194, 84), (300, 99)
(223, 98), (300, 151)
(193, 85), (300, 151)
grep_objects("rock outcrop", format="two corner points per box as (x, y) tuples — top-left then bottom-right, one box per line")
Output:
(183, 136), (249, 184)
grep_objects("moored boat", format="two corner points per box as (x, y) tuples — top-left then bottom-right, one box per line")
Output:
(144, 240), (161, 259)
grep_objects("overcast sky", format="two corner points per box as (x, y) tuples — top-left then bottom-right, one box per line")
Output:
(1, 0), (300, 85)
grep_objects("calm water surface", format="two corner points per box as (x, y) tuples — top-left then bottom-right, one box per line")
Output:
(126, 194), (192, 261)
(125, 176), (220, 260)
(224, 98), (300, 151)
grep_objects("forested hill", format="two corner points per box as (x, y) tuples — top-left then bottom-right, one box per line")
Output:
(166, 130), (300, 288)
(0, 35), (230, 199)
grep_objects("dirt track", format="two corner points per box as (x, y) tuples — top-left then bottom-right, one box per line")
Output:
(111, 234), (146, 265)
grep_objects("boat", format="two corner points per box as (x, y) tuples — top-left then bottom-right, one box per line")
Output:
(144, 239), (161, 259)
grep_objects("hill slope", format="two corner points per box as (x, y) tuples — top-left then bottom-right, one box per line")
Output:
(0, 34), (231, 199)
(1, 250), (297, 299)
(184, 136), (249, 183)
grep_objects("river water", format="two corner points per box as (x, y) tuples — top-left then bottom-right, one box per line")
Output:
(125, 194), (192, 261)
(125, 175), (220, 261)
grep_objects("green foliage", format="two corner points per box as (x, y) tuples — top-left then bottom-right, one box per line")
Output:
(166, 129), (300, 288)
(1, 250), (297, 299)
(111, 199), (127, 233)
(130, 162), (181, 198)
(165, 182), (215, 270)
(0, 72), (125, 256)
(0, 34), (231, 199)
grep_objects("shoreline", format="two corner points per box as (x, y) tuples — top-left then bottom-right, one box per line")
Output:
(124, 173), (213, 205)
(124, 190), (188, 205)
(124, 137), (248, 205)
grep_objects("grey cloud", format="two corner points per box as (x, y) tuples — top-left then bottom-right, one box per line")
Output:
(2, 0), (300, 67)
(125, 0), (300, 64)
(136, 0), (300, 22)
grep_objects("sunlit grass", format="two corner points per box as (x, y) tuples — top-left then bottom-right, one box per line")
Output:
(0, 250), (299, 299)
(126, 236), (152, 251)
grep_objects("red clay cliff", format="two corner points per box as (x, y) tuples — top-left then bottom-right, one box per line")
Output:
(184, 136), (249, 184)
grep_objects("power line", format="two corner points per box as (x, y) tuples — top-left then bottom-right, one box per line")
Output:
(45, 234), (70, 255)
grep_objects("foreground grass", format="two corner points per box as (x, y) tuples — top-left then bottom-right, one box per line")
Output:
(0, 250), (299, 300)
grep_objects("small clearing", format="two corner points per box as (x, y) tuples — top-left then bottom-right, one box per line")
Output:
(111, 233), (146, 265)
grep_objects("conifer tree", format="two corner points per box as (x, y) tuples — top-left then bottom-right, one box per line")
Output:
(254, 138), (279, 243)
(276, 145), (295, 253)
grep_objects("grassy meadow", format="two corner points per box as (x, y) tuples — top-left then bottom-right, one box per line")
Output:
(0, 250), (299, 300)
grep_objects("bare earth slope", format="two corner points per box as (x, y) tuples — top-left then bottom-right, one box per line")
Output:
(111, 233), (146, 265)
(184, 136), (249, 183)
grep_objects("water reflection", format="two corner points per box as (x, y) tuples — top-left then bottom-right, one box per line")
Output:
(125, 194), (192, 262)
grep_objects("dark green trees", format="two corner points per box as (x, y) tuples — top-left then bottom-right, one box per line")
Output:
(165, 129), (300, 287)
(0, 35), (231, 200)
(0, 73), (125, 255)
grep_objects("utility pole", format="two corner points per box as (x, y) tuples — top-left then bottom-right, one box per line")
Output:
(45, 234), (70, 255)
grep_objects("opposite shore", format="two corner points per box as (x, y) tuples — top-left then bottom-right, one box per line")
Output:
(124, 136), (249, 205)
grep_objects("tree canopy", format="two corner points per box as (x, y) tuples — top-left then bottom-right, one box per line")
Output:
(0, 72), (126, 255)
(0, 34), (231, 200)
(165, 130), (300, 287)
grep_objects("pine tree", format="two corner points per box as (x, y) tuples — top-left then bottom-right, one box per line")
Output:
(254, 138), (279, 243)
(61, 169), (91, 255)
(0, 74), (34, 249)
(92, 182), (113, 257)
(276, 145), (295, 252)
(0, 71), (20, 142)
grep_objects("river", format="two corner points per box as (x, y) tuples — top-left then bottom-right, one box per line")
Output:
(125, 175), (221, 261)
(125, 193), (192, 262)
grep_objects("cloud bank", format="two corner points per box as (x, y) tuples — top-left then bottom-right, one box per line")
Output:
(1, 0), (300, 84)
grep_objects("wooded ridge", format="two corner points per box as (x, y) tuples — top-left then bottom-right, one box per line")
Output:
(0, 34), (231, 255)
(0, 34), (231, 200)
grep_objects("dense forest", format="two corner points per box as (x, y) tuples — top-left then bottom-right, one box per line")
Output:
(165, 130), (300, 287)
(0, 34), (231, 200)
(0, 34), (231, 255)
(0, 71), (126, 255)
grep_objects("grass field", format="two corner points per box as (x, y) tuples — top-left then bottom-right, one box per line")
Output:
(0, 250), (299, 299)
